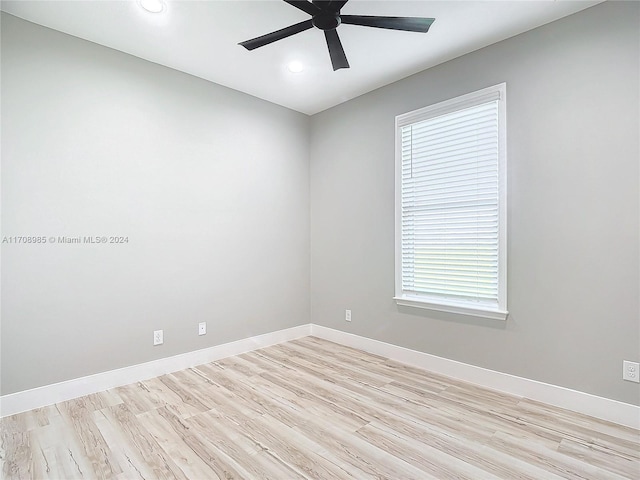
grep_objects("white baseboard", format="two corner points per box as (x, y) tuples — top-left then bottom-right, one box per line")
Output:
(3, 323), (638, 430)
(310, 325), (640, 430)
(0, 324), (312, 417)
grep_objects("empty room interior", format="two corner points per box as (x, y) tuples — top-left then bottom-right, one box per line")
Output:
(1, 0), (639, 479)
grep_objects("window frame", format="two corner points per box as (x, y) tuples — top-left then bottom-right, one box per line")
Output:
(394, 83), (508, 321)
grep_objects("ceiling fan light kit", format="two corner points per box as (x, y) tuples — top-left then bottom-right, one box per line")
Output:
(239, 0), (435, 71)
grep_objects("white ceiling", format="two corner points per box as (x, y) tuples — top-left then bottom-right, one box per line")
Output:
(1, 0), (601, 115)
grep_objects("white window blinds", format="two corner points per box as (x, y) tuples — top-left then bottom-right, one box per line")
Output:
(395, 84), (507, 320)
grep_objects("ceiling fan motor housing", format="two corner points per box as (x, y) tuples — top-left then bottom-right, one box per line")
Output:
(313, 12), (341, 30)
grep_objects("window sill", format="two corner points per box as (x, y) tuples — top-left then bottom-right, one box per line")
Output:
(394, 296), (509, 321)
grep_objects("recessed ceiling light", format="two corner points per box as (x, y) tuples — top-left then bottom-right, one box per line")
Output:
(139, 0), (166, 13)
(287, 61), (304, 73)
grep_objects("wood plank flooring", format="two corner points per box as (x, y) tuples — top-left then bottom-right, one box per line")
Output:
(1, 336), (638, 479)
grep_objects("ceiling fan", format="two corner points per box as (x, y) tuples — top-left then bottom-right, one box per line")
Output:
(239, 0), (435, 71)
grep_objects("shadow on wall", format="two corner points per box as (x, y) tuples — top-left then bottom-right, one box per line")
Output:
(397, 305), (509, 330)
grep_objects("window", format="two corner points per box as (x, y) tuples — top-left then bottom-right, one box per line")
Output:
(395, 84), (507, 320)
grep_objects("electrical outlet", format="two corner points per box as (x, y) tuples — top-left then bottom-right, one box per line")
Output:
(345, 309), (352, 322)
(623, 361), (640, 383)
(153, 329), (163, 346)
(198, 322), (207, 336)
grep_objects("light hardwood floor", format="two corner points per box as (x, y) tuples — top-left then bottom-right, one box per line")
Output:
(1, 336), (639, 479)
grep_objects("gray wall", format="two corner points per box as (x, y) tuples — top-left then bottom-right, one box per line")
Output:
(1, 14), (310, 395)
(310, 1), (640, 405)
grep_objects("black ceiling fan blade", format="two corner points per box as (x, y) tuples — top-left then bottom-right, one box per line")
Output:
(324, 29), (349, 70)
(239, 19), (313, 50)
(284, 0), (322, 16)
(312, 0), (349, 11)
(340, 15), (435, 33)
(328, 1), (349, 11)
